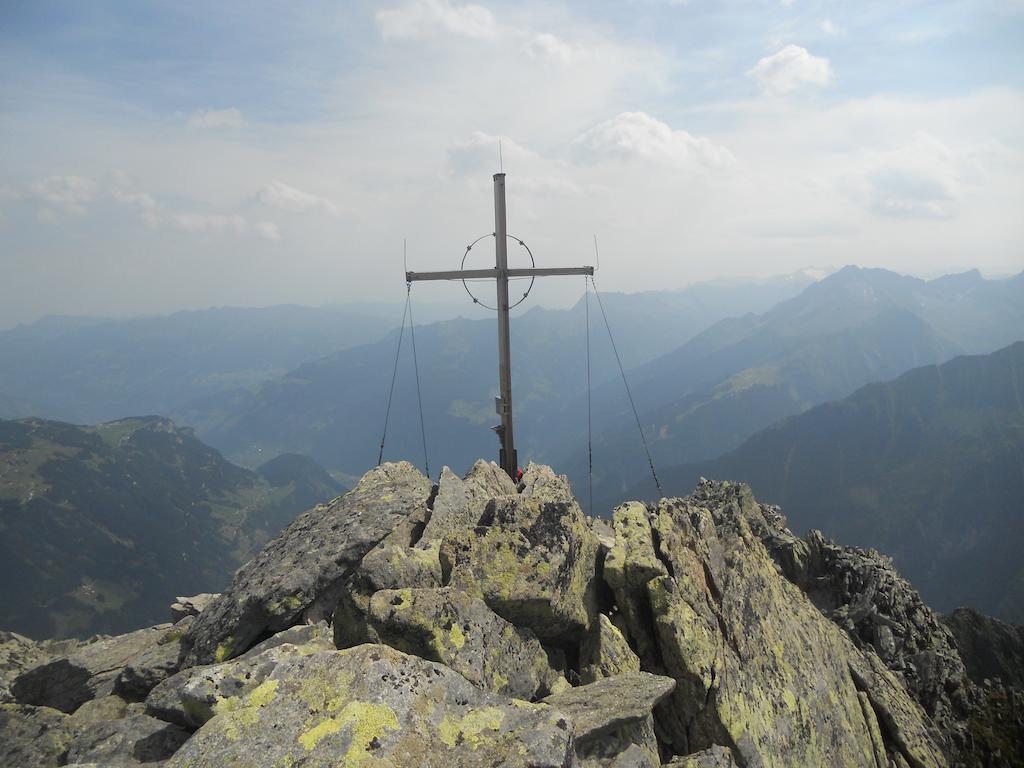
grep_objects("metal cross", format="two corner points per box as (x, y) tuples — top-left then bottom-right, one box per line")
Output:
(406, 173), (594, 479)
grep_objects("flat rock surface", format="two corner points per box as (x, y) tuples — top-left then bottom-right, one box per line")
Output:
(182, 462), (433, 666)
(543, 672), (675, 742)
(65, 713), (190, 766)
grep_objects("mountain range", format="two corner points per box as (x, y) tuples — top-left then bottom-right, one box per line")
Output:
(623, 342), (1024, 622)
(0, 416), (342, 639)
(561, 267), (1024, 503)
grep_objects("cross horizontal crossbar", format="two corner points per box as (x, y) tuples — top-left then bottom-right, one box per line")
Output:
(406, 266), (594, 282)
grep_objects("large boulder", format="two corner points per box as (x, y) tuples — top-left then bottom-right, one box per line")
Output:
(183, 461), (433, 666)
(165, 644), (576, 768)
(543, 672), (675, 768)
(12, 624), (173, 713)
(441, 464), (599, 642)
(609, 481), (948, 767)
(366, 586), (567, 699)
(146, 622), (334, 728)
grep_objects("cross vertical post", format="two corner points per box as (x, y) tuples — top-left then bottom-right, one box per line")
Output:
(405, 173), (594, 480)
(493, 173), (516, 477)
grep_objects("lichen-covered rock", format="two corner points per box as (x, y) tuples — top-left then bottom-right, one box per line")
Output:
(0, 703), (77, 768)
(417, 462), (516, 546)
(146, 622), (334, 728)
(183, 462), (433, 666)
(333, 501), (442, 650)
(12, 624), (172, 713)
(64, 713), (190, 766)
(663, 745), (737, 767)
(580, 612), (642, 685)
(165, 644), (576, 768)
(610, 482), (948, 768)
(441, 466), (599, 642)
(603, 502), (668, 666)
(756, 521), (968, 735)
(544, 672), (674, 768)
(68, 694), (128, 727)
(366, 586), (566, 699)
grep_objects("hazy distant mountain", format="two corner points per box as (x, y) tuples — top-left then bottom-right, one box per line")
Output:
(565, 267), (1024, 502)
(0, 417), (342, 639)
(190, 276), (815, 477)
(619, 343), (1024, 622)
(0, 305), (391, 425)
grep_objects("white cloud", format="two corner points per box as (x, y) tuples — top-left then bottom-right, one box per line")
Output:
(820, 20), (843, 36)
(747, 45), (834, 95)
(257, 181), (339, 216)
(862, 132), (960, 219)
(186, 108), (244, 130)
(572, 112), (736, 170)
(253, 221), (281, 241)
(30, 175), (97, 214)
(171, 212), (248, 234)
(376, 0), (496, 40)
(522, 33), (579, 64)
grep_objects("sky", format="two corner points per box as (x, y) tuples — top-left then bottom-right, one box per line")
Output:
(1, 0), (1023, 328)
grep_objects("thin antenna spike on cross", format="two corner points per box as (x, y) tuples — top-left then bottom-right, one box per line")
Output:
(405, 174), (594, 479)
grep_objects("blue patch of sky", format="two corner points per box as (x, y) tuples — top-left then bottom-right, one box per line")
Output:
(0, 0), (374, 123)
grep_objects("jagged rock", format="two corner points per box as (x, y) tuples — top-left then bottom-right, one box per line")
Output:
(169, 593), (219, 623)
(366, 586), (567, 699)
(579, 613), (641, 684)
(146, 621), (334, 728)
(165, 644), (576, 768)
(0, 703), (77, 768)
(603, 502), (668, 666)
(756, 522), (969, 734)
(442, 464), (599, 642)
(113, 617), (191, 702)
(417, 462), (516, 546)
(544, 672), (674, 767)
(942, 606), (1024, 688)
(1, 631), (86, 704)
(610, 482), (948, 767)
(65, 713), (190, 766)
(12, 624), (173, 713)
(333, 500), (441, 649)
(183, 461), (434, 666)
(663, 745), (737, 767)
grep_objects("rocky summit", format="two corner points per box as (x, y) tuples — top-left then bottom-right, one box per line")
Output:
(2, 461), (1023, 767)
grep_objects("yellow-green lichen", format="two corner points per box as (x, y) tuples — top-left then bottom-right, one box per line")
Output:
(214, 637), (235, 663)
(448, 622), (466, 650)
(298, 701), (399, 765)
(438, 706), (505, 749)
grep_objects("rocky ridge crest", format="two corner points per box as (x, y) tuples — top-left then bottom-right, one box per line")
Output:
(2, 461), (1022, 767)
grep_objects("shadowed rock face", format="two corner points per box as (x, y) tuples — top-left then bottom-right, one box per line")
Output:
(6, 461), (1021, 767)
(182, 461), (434, 666)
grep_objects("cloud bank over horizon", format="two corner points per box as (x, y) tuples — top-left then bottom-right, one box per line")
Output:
(0, 0), (1022, 327)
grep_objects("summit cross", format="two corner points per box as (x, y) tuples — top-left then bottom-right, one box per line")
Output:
(406, 173), (594, 480)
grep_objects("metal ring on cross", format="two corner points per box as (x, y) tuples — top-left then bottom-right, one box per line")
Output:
(460, 233), (536, 311)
